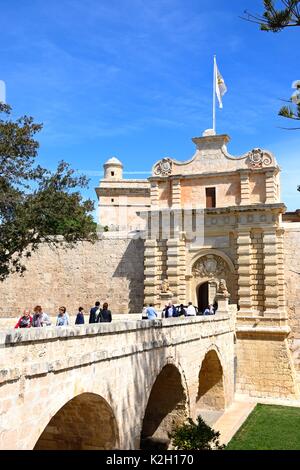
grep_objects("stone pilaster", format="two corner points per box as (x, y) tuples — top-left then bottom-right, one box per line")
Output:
(276, 229), (286, 312)
(250, 231), (264, 315)
(166, 238), (186, 303)
(144, 239), (160, 306)
(236, 229), (253, 315)
(239, 171), (250, 205)
(171, 179), (181, 208)
(262, 229), (286, 318)
(150, 181), (159, 207)
(265, 171), (277, 204)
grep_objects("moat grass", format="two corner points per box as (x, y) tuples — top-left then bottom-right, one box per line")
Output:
(226, 403), (300, 450)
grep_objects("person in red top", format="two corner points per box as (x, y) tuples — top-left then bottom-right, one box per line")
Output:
(15, 309), (32, 328)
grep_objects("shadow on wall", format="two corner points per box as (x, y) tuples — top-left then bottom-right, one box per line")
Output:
(112, 237), (145, 313)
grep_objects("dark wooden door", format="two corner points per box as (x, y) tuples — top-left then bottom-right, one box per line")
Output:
(197, 282), (208, 314)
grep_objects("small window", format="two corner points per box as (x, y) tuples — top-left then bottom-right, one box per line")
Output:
(111, 171), (114, 176)
(206, 187), (216, 208)
(111, 198), (114, 203)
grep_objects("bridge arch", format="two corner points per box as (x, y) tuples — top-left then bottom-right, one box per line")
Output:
(140, 359), (189, 449)
(33, 392), (119, 450)
(197, 347), (225, 411)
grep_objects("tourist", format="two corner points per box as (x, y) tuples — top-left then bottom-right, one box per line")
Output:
(186, 302), (196, 316)
(89, 301), (101, 323)
(75, 307), (85, 325)
(56, 306), (70, 326)
(161, 304), (168, 318)
(14, 309), (32, 328)
(146, 304), (157, 320)
(142, 304), (148, 319)
(32, 305), (51, 327)
(177, 304), (187, 317)
(164, 301), (177, 318)
(97, 302), (112, 322)
(203, 304), (215, 315)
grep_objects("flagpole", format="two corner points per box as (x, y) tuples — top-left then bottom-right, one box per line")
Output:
(213, 55), (216, 133)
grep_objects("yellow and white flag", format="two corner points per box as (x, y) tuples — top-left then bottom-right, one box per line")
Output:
(215, 62), (227, 109)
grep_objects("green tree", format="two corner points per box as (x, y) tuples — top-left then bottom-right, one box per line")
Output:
(242, 1), (300, 130)
(0, 103), (97, 281)
(169, 415), (224, 450)
(278, 80), (300, 129)
(242, 0), (300, 31)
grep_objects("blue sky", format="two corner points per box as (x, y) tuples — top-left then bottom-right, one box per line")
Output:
(1, 0), (299, 213)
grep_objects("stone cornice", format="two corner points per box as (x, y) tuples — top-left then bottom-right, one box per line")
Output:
(236, 325), (290, 336)
(204, 203), (286, 215)
(148, 166), (279, 182)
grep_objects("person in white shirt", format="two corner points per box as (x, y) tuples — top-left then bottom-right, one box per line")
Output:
(186, 302), (196, 316)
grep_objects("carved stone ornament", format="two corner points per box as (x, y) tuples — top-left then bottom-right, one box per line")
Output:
(246, 148), (272, 169)
(160, 278), (170, 293)
(192, 255), (227, 279)
(153, 158), (173, 177)
(217, 278), (230, 298)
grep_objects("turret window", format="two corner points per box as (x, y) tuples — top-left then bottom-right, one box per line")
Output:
(111, 171), (114, 176)
(206, 187), (216, 208)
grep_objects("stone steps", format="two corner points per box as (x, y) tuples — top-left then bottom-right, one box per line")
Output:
(213, 400), (256, 446)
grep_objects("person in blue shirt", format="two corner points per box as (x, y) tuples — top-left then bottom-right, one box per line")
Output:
(56, 306), (70, 326)
(75, 307), (85, 325)
(146, 304), (157, 320)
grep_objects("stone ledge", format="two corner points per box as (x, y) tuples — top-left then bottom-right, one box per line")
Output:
(236, 325), (291, 335)
(0, 327), (234, 384)
(0, 315), (230, 346)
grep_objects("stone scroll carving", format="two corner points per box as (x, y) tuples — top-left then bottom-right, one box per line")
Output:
(192, 255), (227, 279)
(153, 158), (173, 177)
(246, 148), (272, 169)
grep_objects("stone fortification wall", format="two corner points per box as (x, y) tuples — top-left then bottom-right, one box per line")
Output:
(284, 224), (300, 370)
(0, 234), (144, 318)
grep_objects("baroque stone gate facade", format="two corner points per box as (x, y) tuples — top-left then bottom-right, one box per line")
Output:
(0, 130), (299, 417)
(98, 131), (299, 399)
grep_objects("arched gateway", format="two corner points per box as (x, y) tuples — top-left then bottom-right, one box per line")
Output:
(190, 251), (236, 313)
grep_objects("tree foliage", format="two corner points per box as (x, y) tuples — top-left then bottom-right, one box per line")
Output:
(278, 81), (300, 129)
(169, 415), (224, 450)
(242, 0), (300, 32)
(0, 103), (97, 281)
(242, 1), (300, 130)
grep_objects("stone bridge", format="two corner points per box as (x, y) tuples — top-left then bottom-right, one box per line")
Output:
(0, 314), (234, 450)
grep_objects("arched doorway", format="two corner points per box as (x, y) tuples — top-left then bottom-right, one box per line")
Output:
(140, 364), (188, 449)
(197, 282), (208, 313)
(190, 252), (237, 308)
(197, 350), (225, 411)
(34, 393), (119, 450)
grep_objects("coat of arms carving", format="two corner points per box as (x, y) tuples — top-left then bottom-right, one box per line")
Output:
(246, 148), (272, 169)
(192, 255), (227, 279)
(153, 158), (173, 177)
